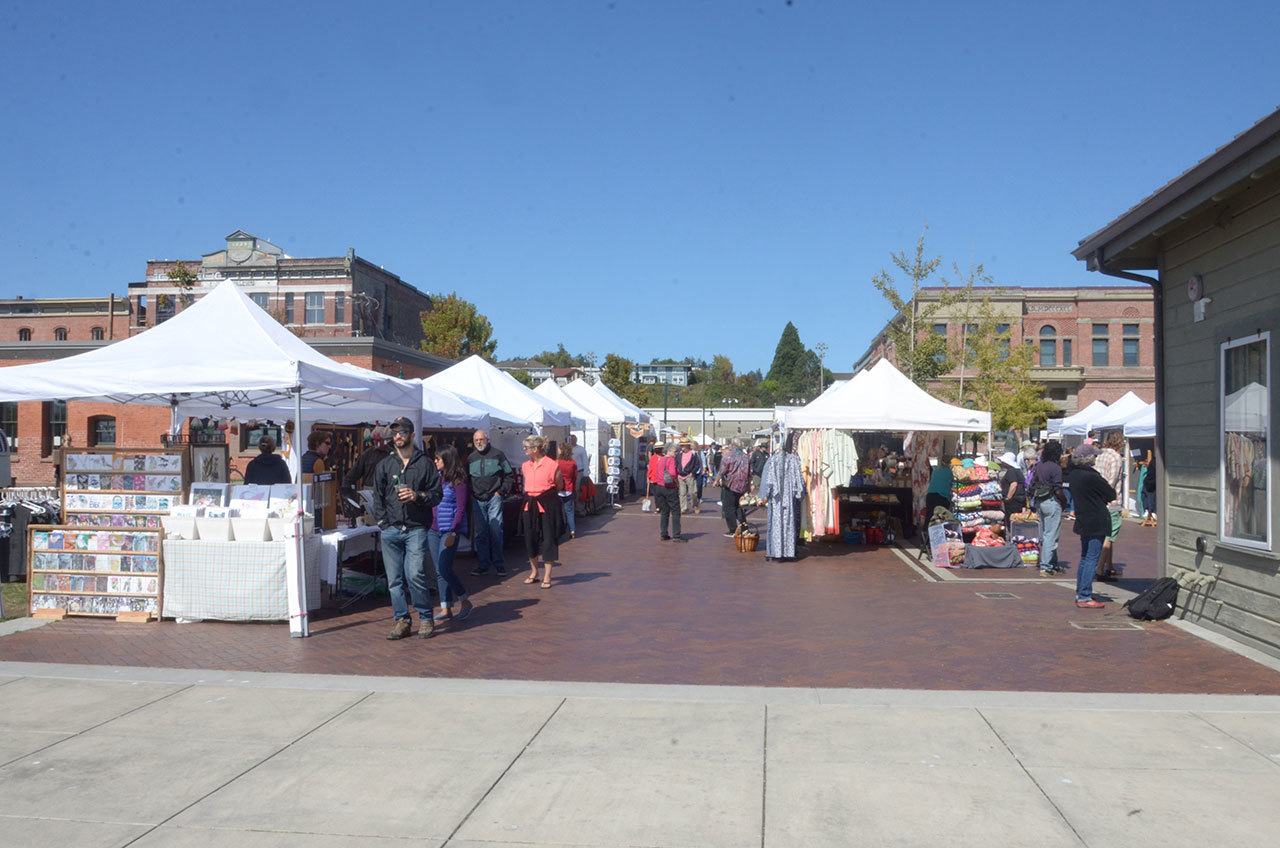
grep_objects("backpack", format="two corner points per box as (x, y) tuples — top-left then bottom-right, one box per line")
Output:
(661, 456), (677, 488)
(1122, 577), (1179, 620)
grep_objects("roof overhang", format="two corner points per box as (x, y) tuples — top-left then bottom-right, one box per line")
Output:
(1072, 108), (1280, 274)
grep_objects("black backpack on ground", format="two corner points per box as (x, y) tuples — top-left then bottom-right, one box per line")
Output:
(1123, 577), (1179, 620)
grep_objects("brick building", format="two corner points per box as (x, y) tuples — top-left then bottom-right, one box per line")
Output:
(0, 231), (453, 486)
(853, 285), (1155, 421)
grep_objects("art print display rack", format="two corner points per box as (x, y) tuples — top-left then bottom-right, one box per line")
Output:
(28, 448), (186, 622)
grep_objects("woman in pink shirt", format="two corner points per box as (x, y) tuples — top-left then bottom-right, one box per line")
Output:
(520, 435), (564, 588)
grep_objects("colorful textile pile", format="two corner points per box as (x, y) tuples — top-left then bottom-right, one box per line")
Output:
(1012, 535), (1040, 566)
(946, 539), (967, 566)
(969, 525), (1006, 547)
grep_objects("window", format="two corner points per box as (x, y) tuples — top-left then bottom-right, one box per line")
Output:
(931, 323), (947, 336)
(997, 323), (1010, 360)
(1038, 326), (1056, 367)
(305, 292), (325, 324)
(54, 327), (68, 341)
(136, 298), (148, 326)
(249, 292), (270, 310)
(42, 400), (66, 457)
(0, 401), (17, 443)
(156, 295), (175, 324)
(335, 291), (346, 324)
(91, 326), (104, 341)
(1221, 332), (1270, 549)
(89, 415), (116, 446)
(1062, 338), (1073, 367)
(1123, 323), (1140, 366)
(18, 328), (30, 341)
(1092, 323), (1109, 366)
(284, 292), (295, 324)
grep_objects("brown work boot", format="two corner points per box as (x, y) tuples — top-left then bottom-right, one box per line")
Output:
(418, 617), (435, 639)
(387, 618), (411, 640)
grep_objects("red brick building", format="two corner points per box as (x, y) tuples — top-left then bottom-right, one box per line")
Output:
(0, 231), (453, 486)
(854, 285), (1155, 421)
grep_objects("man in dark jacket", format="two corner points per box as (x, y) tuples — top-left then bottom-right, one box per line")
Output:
(674, 437), (702, 514)
(1064, 443), (1116, 610)
(244, 436), (292, 485)
(466, 429), (514, 577)
(371, 417), (443, 639)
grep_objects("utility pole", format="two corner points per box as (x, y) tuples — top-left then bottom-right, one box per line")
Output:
(815, 341), (828, 396)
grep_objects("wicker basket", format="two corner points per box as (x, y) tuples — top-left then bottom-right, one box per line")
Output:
(734, 524), (760, 553)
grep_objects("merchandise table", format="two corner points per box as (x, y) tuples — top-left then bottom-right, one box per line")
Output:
(162, 535), (321, 622)
(319, 525), (380, 586)
(832, 485), (915, 539)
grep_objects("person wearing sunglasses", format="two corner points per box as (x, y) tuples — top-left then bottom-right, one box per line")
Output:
(301, 430), (333, 474)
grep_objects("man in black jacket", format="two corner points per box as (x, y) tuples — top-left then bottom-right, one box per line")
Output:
(467, 429), (514, 577)
(371, 417), (443, 639)
(244, 436), (292, 485)
(1064, 443), (1116, 610)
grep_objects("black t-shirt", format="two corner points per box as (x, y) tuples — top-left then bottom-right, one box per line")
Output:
(1001, 466), (1026, 513)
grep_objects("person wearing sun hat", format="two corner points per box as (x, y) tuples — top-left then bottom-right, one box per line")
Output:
(997, 451), (1026, 518)
(1064, 442), (1116, 609)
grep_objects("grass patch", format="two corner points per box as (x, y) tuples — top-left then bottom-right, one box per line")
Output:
(2, 582), (27, 621)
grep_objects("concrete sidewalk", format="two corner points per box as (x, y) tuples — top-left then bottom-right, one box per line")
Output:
(1, 663), (1278, 847)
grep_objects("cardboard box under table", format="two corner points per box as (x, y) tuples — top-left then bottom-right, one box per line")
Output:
(162, 535), (321, 622)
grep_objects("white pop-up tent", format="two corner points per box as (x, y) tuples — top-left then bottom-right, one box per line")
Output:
(786, 359), (991, 432)
(1082, 391), (1149, 433)
(0, 280), (424, 637)
(592, 379), (650, 423)
(534, 378), (611, 482)
(1124, 403), (1157, 439)
(424, 356), (578, 431)
(1051, 400), (1110, 437)
(1226, 382), (1268, 434)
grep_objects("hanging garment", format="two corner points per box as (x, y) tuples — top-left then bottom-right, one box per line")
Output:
(760, 451), (804, 559)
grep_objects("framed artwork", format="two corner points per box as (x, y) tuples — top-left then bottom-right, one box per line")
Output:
(191, 445), (230, 484)
(189, 483), (228, 508)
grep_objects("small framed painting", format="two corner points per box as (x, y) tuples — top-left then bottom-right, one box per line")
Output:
(189, 483), (228, 508)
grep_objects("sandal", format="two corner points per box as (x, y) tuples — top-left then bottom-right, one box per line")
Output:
(523, 576), (538, 584)
(540, 580), (552, 589)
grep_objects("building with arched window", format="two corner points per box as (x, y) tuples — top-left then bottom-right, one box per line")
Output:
(854, 285), (1154, 423)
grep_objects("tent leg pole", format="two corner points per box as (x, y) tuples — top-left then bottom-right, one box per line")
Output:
(288, 386), (309, 638)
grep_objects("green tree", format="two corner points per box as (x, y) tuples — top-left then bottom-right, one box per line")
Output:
(766, 322), (808, 395)
(166, 263), (198, 307)
(419, 293), (497, 360)
(600, 353), (635, 396)
(508, 369), (534, 388)
(871, 229), (970, 386)
(710, 354), (735, 384)
(941, 297), (1056, 432)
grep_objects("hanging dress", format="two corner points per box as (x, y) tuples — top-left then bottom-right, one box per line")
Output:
(760, 451), (805, 559)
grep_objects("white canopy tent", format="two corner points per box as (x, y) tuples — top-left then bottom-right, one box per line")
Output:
(0, 280), (425, 637)
(563, 380), (647, 486)
(1051, 400), (1110, 437)
(1226, 382), (1268, 433)
(1124, 403), (1157, 439)
(1082, 391), (1149, 433)
(786, 359), (991, 432)
(534, 378), (611, 482)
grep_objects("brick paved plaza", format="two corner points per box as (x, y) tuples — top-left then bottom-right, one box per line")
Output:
(1, 496), (1277, 694)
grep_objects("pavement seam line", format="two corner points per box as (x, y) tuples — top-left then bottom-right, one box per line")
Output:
(890, 544), (941, 582)
(1189, 710), (1280, 772)
(0, 681), (195, 770)
(0, 675), (23, 688)
(443, 696), (568, 845)
(117, 689), (375, 848)
(760, 703), (768, 848)
(975, 708), (1091, 848)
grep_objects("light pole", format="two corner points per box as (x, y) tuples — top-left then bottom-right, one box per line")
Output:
(815, 341), (828, 396)
(721, 397), (739, 440)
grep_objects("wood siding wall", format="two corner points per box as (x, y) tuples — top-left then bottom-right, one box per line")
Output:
(1159, 167), (1280, 656)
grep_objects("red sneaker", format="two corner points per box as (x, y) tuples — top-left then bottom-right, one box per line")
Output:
(1075, 599), (1105, 609)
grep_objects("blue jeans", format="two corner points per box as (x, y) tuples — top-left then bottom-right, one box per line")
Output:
(1037, 498), (1062, 571)
(560, 494), (575, 535)
(427, 529), (466, 606)
(381, 526), (432, 621)
(1076, 535), (1104, 601)
(471, 496), (506, 572)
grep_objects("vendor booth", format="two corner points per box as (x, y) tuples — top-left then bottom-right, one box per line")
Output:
(785, 359), (994, 556)
(533, 379), (610, 484)
(562, 379), (646, 494)
(0, 281), (426, 636)
(1050, 399), (1110, 438)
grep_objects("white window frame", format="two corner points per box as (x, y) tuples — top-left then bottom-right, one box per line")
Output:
(1220, 331), (1272, 551)
(304, 292), (325, 325)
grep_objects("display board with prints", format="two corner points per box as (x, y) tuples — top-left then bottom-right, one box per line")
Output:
(606, 438), (622, 505)
(29, 448), (186, 621)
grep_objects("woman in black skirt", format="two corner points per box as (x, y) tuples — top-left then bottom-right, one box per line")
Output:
(519, 435), (565, 589)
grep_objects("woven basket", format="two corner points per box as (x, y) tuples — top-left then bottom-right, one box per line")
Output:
(734, 525), (760, 553)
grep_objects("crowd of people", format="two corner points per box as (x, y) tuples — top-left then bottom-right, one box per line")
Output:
(367, 419), (590, 641)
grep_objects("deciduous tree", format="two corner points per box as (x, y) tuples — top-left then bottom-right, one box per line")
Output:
(419, 293), (497, 360)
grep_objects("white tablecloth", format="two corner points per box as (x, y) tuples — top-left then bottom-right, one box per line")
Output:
(318, 525), (380, 585)
(162, 536), (321, 622)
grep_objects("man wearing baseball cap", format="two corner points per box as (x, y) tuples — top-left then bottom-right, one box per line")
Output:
(370, 417), (444, 639)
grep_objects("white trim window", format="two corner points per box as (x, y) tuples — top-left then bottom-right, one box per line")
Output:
(305, 292), (325, 325)
(1221, 332), (1271, 549)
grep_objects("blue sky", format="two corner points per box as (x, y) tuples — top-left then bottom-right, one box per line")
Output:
(2, 1), (1277, 373)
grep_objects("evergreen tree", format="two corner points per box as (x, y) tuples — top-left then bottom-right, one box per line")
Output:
(767, 322), (809, 398)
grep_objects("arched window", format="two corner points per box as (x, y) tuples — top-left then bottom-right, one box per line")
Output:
(1038, 325), (1056, 367)
(18, 328), (31, 341)
(54, 327), (68, 341)
(91, 326), (105, 341)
